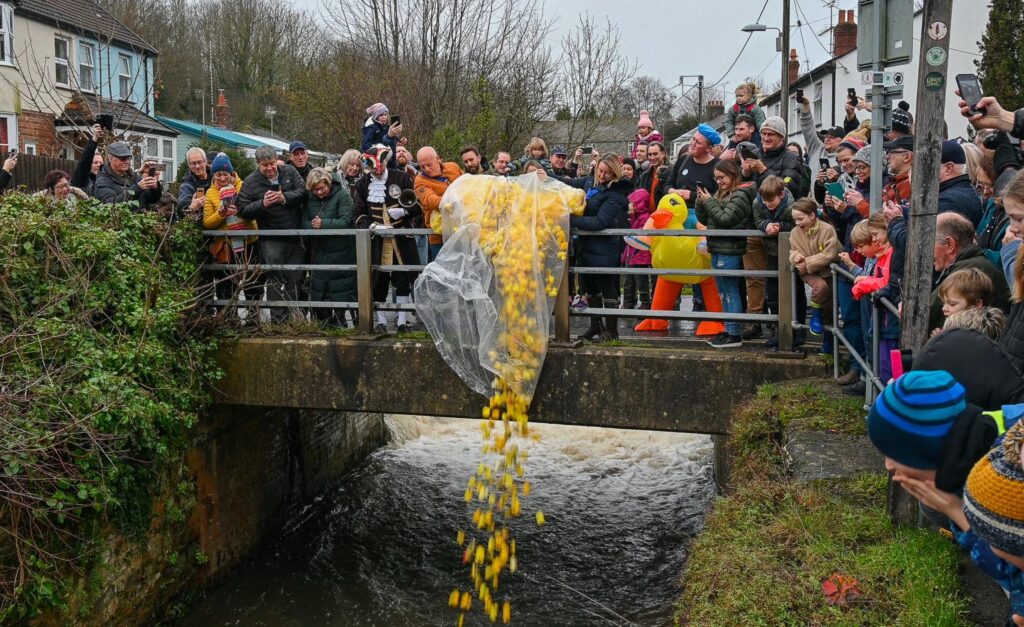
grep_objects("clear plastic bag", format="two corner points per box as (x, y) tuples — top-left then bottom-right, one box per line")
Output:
(414, 173), (585, 403)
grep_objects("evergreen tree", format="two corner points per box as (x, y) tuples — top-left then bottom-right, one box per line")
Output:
(977, 0), (1024, 112)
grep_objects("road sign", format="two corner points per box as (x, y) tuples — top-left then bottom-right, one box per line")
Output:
(857, 0), (914, 70)
(862, 71), (904, 86)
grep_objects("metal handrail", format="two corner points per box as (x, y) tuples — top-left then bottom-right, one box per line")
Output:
(826, 262), (892, 407)
(200, 226), (797, 346)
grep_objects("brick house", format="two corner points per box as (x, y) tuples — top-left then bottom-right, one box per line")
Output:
(0, 0), (178, 178)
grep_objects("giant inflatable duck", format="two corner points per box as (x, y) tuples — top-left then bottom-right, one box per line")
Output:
(626, 193), (725, 336)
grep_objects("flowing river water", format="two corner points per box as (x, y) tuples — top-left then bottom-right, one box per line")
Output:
(184, 415), (715, 626)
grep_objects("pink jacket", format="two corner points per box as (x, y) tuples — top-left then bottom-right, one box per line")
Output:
(622, 192), (653, 266)
(852, 245), (893, 300)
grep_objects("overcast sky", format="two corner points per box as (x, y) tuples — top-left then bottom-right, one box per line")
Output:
(294, 0), (860, 99)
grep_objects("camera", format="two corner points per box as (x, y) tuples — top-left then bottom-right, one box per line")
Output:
(983, 131), (1010, 151)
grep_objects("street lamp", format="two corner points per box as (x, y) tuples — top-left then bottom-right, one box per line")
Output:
(264, 106), (277, 136)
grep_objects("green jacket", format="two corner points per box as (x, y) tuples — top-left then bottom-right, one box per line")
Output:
(696, 182), (757, 256)
(303, 175), (357, 303)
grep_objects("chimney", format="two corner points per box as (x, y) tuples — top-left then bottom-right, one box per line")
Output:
(834, 9), (858, 58)
(705, 100), (725, 119)
(213, 89), (231, 129)
(788, 48), (800, 86)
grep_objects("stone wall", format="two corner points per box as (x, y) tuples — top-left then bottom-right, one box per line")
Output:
(41, 409), (388, 626)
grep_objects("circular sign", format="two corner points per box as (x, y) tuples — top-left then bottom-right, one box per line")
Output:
(928, 21), (948, 40)
(924, 71), (946, 92)
(926, 46), (947, 66)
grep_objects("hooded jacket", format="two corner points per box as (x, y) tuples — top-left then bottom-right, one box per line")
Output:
(414, 161), (463, 246)
(361, 117), (398, 163)
(752, 188), (796, 257)
(915, 328), (1024, 412)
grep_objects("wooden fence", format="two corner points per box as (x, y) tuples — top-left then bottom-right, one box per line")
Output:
(7, 153), (78, 191)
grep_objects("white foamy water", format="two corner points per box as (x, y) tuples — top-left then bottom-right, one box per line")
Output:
(186, 415), (715, 626)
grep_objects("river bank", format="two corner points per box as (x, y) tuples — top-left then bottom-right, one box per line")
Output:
(675, 379), (971, 625)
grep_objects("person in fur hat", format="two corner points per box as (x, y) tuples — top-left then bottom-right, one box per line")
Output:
(631, 110), (663, 158)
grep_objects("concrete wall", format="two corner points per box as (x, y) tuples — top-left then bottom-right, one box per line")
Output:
(213, 338), (823, 435)
(41, 408), (388, 626)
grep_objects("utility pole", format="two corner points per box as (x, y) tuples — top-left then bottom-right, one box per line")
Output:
(697, 74), (704, 123)
(894, 0), (953, 525)
(781, 0), (791, 128)
(868, 0), (887, 214)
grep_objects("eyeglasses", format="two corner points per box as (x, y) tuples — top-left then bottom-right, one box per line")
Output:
(188, 159), (206, 167)
(713, 176), (727, 183)
(854, 163), (870, 172)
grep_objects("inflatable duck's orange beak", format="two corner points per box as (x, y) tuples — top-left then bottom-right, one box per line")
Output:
(651, 209), (673, 229)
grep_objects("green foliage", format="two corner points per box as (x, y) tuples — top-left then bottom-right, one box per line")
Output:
(977, 0), (1024, 112)
(430, 124), (470, 164)
(174, 133), (256, 186)
(0, 194), (216, 620)
(677, 380), (968, 626)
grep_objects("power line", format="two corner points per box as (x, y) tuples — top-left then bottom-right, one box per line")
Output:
(704, 0), (771, 89)
(794, 0), (833, 58)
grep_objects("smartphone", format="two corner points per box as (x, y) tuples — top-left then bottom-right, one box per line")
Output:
(582, 145), (593, 155)
(96, 114), (114, 131)
(819, 158), (831, 171)
(196, 187), (207, 196)
(270, 183), (282, 192)
(147, 166), (156, 177)
(795, 88), (804, 102)
(390, 114), (401, 126)
(847, 88), (859, 106)
(955, 74), (985, 114)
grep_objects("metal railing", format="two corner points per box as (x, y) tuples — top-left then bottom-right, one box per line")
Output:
(817, 262), (900, 406)
(201, 227), (799, 350)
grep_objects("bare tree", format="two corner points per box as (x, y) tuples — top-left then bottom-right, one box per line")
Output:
(556, 15), (638, 148)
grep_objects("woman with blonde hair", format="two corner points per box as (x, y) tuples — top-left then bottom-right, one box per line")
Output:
(304, 167), (357, 327)
(338, 149), (363, 195)
(562, 154), (632, 341)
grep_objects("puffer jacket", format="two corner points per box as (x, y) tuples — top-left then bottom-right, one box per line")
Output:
(361, 117), (398, 160)
(303, 175), (357, 304)
(567, 177), (633, 267)
(93, 163), (162, 210)
(696, 182), (757, 256)
(938, 174), (983, 228)
(752, 188), (796, 257)
(918, 328), (1024, 410)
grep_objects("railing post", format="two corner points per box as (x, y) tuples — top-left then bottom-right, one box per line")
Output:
(777, 232), (794, 352)
(870, 297), (881, 405)
(831, 267), (840, 380)
(356, 230), (374, 334)
(554, 258), (570, 343)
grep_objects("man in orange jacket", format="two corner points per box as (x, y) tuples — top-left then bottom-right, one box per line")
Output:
(414, 146), (463, 261)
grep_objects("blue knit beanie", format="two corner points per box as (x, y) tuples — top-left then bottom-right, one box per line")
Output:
(210, 153), (234, 174)
(867, 370), (966, 469)
(696, 123), (721, 147)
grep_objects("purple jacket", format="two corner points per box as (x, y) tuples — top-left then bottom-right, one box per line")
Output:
(622, 204), (653, 266)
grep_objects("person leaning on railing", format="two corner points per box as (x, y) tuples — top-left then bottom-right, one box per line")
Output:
(788, 198), (839, 349)
(303, 167), (357, 329)
(203, 153), (262, 321)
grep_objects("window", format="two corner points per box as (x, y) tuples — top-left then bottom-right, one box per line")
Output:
(54, 36), (70, 87)
(23, 142), (36, 155)
(141, 134), (176, 182)
(627, 141), (636, 155)
(117, 53), (132, 99)
(0, 115), (12, 153)
(0, 3), (13, 65)
(772, 103), (780, 118)
(813, 81), (823, 125)
(78, 42), (96, 92)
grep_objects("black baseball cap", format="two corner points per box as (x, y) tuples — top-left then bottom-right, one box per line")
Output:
(820, 126), (846, 140)
(883, 135), (915, 152)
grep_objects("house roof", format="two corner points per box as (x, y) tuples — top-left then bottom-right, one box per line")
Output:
(62, 93), (175, 136)
(156, 117), (263, 148)
(531, 118), (639, 148)
(15, 0), (157, 54)
(670, 112), (728, 145)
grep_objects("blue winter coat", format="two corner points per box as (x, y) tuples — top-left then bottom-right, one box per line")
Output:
(361, 117), (398, 162)
(938, 174), (984, 228)
(567, 177), (633, 267)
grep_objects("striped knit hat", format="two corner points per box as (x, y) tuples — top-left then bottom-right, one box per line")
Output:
(964, 422), (1024, 556)
(867, 370), (966, 469)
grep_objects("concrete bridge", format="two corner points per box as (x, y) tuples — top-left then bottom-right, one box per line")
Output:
(212, 337), (822, 483)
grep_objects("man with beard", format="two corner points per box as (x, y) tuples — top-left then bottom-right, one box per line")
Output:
(461, 145), (489, 175)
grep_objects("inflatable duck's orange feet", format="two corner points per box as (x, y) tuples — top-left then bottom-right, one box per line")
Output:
(634, 277), (724, 336)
